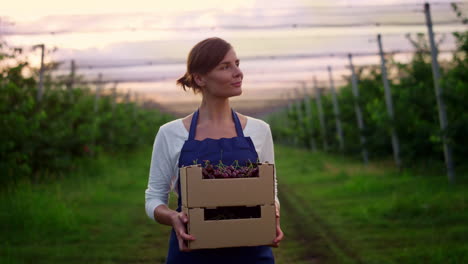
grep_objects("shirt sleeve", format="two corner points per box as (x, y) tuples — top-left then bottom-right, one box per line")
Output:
(258, 123), (280, 209)
(145, 126), (173, 221)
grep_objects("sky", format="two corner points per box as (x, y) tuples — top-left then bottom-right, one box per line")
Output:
(1, 0), (467, 114)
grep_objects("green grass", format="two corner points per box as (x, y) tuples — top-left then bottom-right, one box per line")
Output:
(2, 145), (467, 264)
(0, 148), (173, 264)
(276, 145), (468, 264)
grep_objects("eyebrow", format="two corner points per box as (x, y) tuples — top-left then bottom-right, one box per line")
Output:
(219, 59), (240, 65)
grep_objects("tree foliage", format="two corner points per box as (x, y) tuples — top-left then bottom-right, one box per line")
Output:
(0, 44), (172, 185)
(268, 31), (468, 171)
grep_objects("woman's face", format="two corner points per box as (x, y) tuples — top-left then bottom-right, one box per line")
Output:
(198, 48), (243, 98)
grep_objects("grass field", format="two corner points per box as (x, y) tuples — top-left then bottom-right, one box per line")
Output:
(1, 145), (467, 263)
(276, 146), (468, 264)
(0, 149), (173, 264)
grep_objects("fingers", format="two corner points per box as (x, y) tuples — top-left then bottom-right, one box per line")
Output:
(178, 213), (189, 224)
(173, 213), (196, 240)
(175, 227), (194, 252)
(178, 237), (191, 252)
(177, 229), (196, 241)
(272, 223), (284, 247)
(273, 214), (283, 243)
(173, 212), (196, 252)
(174, 225), (196, 241)
(273, 227), (284, 243)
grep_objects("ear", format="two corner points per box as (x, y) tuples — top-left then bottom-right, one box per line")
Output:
(193, 73), (206, 87)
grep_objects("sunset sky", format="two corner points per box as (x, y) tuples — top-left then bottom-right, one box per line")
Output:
(1, 0), (467, 112)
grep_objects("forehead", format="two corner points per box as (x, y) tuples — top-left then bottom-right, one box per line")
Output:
(219, 48), (238, 63)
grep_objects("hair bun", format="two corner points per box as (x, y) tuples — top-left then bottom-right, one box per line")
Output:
(176, 73), (192, 91)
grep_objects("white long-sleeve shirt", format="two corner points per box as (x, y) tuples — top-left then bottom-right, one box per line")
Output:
(145, 116), (279, 221)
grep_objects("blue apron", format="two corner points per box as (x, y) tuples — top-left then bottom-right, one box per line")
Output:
(165, 109), (275, 264)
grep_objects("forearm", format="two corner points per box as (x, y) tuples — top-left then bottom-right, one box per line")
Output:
(275, 200), (281, 217)
(154, 204), (178, 226)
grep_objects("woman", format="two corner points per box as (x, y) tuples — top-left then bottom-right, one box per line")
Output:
(145, 37), (284, 263)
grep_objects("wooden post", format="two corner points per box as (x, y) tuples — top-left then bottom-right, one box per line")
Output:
(125, 89), (131, 104)
(348, 54), (369, 165)
(281, 93), (291, 145)
(286, 92), (295, 146)
(295, 88), (305, 147)
(425, 3), (455, 183)
(313, 76), (328, 151)
(67, 60), (75, 102)
(91, 73), (103, 156)
(377, 34), (402, 169)
(33, 44), (45, 102)
(67, 60), (75, 91)
(133, 92), (138, 118)
(111, 82), (118, 113)
(302, 82), (317, 152)
(94, 73), (103, 113)
(328, 66), (345, 152)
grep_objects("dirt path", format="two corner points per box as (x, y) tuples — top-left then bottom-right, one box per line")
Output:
(280, 185), (364, 264)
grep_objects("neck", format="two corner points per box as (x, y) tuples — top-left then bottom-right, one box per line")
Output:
(198, 95), (232, 124)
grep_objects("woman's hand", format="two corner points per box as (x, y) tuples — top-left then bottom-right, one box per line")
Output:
(170, 211), (196, 252)
(272, 204), (284, 247)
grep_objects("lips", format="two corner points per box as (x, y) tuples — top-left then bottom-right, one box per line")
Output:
(231, 81), (242, 87)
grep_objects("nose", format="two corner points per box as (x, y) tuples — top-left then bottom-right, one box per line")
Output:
(233, 65), (243, 79)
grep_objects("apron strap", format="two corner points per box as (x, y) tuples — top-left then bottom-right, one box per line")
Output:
(188, 109), (199, 140)
(188, 108), (244, 140)
(232, 109), (244, 137)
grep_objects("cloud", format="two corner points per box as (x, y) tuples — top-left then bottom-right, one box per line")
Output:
(3, 0), (465, 106)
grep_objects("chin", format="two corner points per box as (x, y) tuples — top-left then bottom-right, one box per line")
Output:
(216, 88), (242, 98)
(230, 89), (242, 97)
